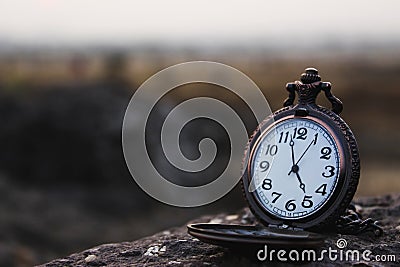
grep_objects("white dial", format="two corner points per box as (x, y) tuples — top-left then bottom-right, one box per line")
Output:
(251, 118), (340, 219)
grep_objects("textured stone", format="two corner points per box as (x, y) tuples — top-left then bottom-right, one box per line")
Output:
(40, 194), (400, 266)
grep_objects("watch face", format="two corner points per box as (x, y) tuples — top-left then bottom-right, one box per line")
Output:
(250, 117), (341, 219)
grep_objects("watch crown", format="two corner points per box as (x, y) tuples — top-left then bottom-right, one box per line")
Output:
(301, 67), (321, 84)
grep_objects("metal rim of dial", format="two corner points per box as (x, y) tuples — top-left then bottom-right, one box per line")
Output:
(247, 115), (343, 220)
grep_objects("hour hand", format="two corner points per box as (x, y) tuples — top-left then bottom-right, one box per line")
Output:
(295, 172), (306, 193)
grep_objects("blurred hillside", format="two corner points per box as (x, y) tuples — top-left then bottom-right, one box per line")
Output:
(0, 46), (399, 266)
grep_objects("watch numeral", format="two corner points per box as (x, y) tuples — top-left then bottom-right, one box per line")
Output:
(293, 127), (307, 140)
(271, 192), (282, 203)
(280, 127), (308, 143)
(322, 165), (335, 178)
(320, 147), (332, 160)
(262, 179), (272, 190)
(301, 195), (313, 208)
(265, 144), (278, 156)
(259, 161), (270, 172)
(279, 131), (289, 143)
(313, 133), (318, 145)
(315, 184), (327, 196)
(285, 199), (296, 211)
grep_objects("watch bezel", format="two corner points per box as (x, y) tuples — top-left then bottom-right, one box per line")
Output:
(247, 115), (344, 220)
(241, 106), (359, 230)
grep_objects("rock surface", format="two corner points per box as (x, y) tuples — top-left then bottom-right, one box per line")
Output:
(40, 194), (400, 266)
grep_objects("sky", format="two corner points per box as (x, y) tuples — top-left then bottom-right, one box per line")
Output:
(0, 0), (399, 46)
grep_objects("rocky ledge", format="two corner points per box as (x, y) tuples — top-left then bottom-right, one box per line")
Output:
(41, 194), (400, 266)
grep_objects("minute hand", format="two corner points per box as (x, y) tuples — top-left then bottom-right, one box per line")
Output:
(288, 133), (318, 175)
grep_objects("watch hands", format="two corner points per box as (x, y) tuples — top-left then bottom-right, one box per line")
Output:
(288, 133), (318, 175)
(294, 172), (306, 193)
(289, 134), (295, 166)
(288, 134), (306, 193)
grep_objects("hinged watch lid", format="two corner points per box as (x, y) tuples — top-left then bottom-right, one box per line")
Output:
(187, 223), (325, 250)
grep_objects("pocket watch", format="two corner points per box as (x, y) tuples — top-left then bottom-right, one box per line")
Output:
(241, 67), (359, 230)
(188, 68), (381, 249)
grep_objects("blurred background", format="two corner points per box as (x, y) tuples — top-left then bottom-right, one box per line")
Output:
(0, 0), (399, 266)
